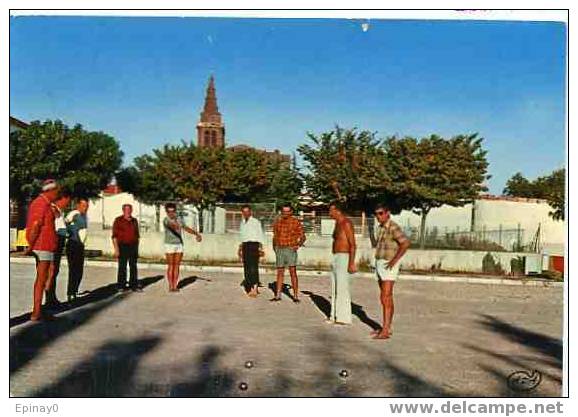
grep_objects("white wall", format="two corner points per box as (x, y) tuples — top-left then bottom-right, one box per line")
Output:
(473, 199), (565, 253)
(84, 229), (541, 274)
(88, 193), (565, 255)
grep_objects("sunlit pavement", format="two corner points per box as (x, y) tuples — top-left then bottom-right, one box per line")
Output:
(10, 262), (563, 397)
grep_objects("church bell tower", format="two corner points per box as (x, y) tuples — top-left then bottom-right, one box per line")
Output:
(197, 75), (225, 148)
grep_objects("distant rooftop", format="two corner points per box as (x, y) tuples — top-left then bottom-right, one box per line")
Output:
(478, 194), (549, 204)
(9, 116), (29, 129)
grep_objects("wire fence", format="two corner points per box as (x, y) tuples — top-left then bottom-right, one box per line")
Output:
(224, 211), (540, 253)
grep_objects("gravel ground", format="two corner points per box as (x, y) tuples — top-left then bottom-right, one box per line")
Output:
(10, 262), (564, 397)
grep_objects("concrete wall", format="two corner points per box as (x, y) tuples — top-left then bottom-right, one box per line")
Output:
(473, 199), (565, 254)
(87, 192), (565, 255)
(85, 229), (540, 274)
(89, 193), (223, 233)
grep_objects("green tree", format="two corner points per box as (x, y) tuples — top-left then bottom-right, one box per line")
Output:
(152, 143), (231, 232)
(224, 148), (271, 203)
(384, 134), (490, 248)
(503, 172), (538, 197)
(544, 169), (565, 220)
(10, 120), (123, 227)
(298, 126), (392, 244)
(224, 148), (303, 207)
(263, 155), (303, 207)
(116, 151), (177, 231)
(504, 169), (565, 220)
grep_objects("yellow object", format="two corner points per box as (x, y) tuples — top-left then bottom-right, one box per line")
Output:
(16, 230), (28, 247)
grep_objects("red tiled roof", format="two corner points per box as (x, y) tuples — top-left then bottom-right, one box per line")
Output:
(478, 194), (548, 204)
(9, 116), (29, 129)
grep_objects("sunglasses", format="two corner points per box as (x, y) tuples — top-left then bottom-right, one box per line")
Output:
(375, 211), (387, 216)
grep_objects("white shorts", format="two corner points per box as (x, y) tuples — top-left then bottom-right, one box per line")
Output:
(375, 259), (400, 282)
(164, 243), (184, 254)
(33, 250), (54, 262)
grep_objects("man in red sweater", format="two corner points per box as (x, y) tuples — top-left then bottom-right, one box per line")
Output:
(25, 179), (60, 321)
(112, 204), (142, 292)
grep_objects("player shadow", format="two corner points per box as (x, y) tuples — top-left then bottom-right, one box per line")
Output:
(462, 314), (563, 396)
(132, 345), (236, 397)
(476, 314), (562, 367)
(10, 275), (164, 328)
(177, 276), (198, 289)
(351, 302), (382, 332)
(267, 282), (298, 301)
(32, 336), (161, 397)
(9, 274), (164, 376)
(258, 331), (453, 397)
(301, 290), (331, 317)
(301, 291), (381, 331)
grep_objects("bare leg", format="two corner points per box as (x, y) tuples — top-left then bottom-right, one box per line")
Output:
(289, 266), (299, 300)
(166, 254), (174, 290)
(273, 268), (284, 299)
(32, 261), (51, 320)
(174, 253), (183, 289)
(374, 281), (394, 339)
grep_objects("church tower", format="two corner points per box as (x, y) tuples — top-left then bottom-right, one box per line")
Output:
(197, 75), (225, 148)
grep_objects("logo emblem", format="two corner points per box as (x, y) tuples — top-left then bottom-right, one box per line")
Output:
(507, 370), (542, 392)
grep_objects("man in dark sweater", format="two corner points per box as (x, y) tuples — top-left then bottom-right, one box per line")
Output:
(112, 204), (141, 292)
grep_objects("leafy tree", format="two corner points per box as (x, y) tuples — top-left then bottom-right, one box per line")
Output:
(544, 169), (565, 220)
(384, 134), (490, 248)
(504, 169), (565, 220)
(298, 126), (391, 243)
(116, 151), (176, 231)
(224, 148), (271, 203)
(10, 120), (123, 227)
(222, 148), (303, 207)
(263, 155), (303, 207)
(503, 173), (538, 198)
(144, 143), (231, 232)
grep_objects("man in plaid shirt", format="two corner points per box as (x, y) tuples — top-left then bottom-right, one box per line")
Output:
(372, 204), (410, 340)
(270, 203), (306, 302)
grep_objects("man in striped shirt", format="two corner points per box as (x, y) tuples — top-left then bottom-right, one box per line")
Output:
(372, 204), (410, 340)
(270, 203), (306, 302)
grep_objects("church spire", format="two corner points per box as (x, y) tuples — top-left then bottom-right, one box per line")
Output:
(202, 75), (220, 118)
(197, 75), (225, 148)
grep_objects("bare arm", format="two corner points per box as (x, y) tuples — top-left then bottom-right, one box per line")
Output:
(183, 225), (202, 241)
(388, 240), (410, 269)
(344, 220), (357, 273)
(297, 221), (306, 246)
(111, 219), (120, 257)
(25, 220), (42, 253)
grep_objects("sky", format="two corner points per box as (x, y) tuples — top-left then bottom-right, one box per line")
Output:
(10, 16), (566, 194)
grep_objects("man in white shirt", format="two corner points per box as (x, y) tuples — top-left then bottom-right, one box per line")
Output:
(238, 205), (265, 297)
(46, 194), (71, 307)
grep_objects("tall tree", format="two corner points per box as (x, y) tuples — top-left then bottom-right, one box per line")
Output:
(504, 169), (565, 220)
(116, 151), (176, 231)
(503, 172), (538, 197)
(298, 126), (393, 244)
(262, 155), (303, 207)
(384, 134), (490, 248)
(10, 120), (123, 227)
(224, 148), (271, 203)
(151, 143), (231, 232)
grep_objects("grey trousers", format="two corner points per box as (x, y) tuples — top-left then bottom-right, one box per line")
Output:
(330, 253), (352, 324)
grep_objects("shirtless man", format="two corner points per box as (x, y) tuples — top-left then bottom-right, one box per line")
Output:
(327, 201), (357, 325)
